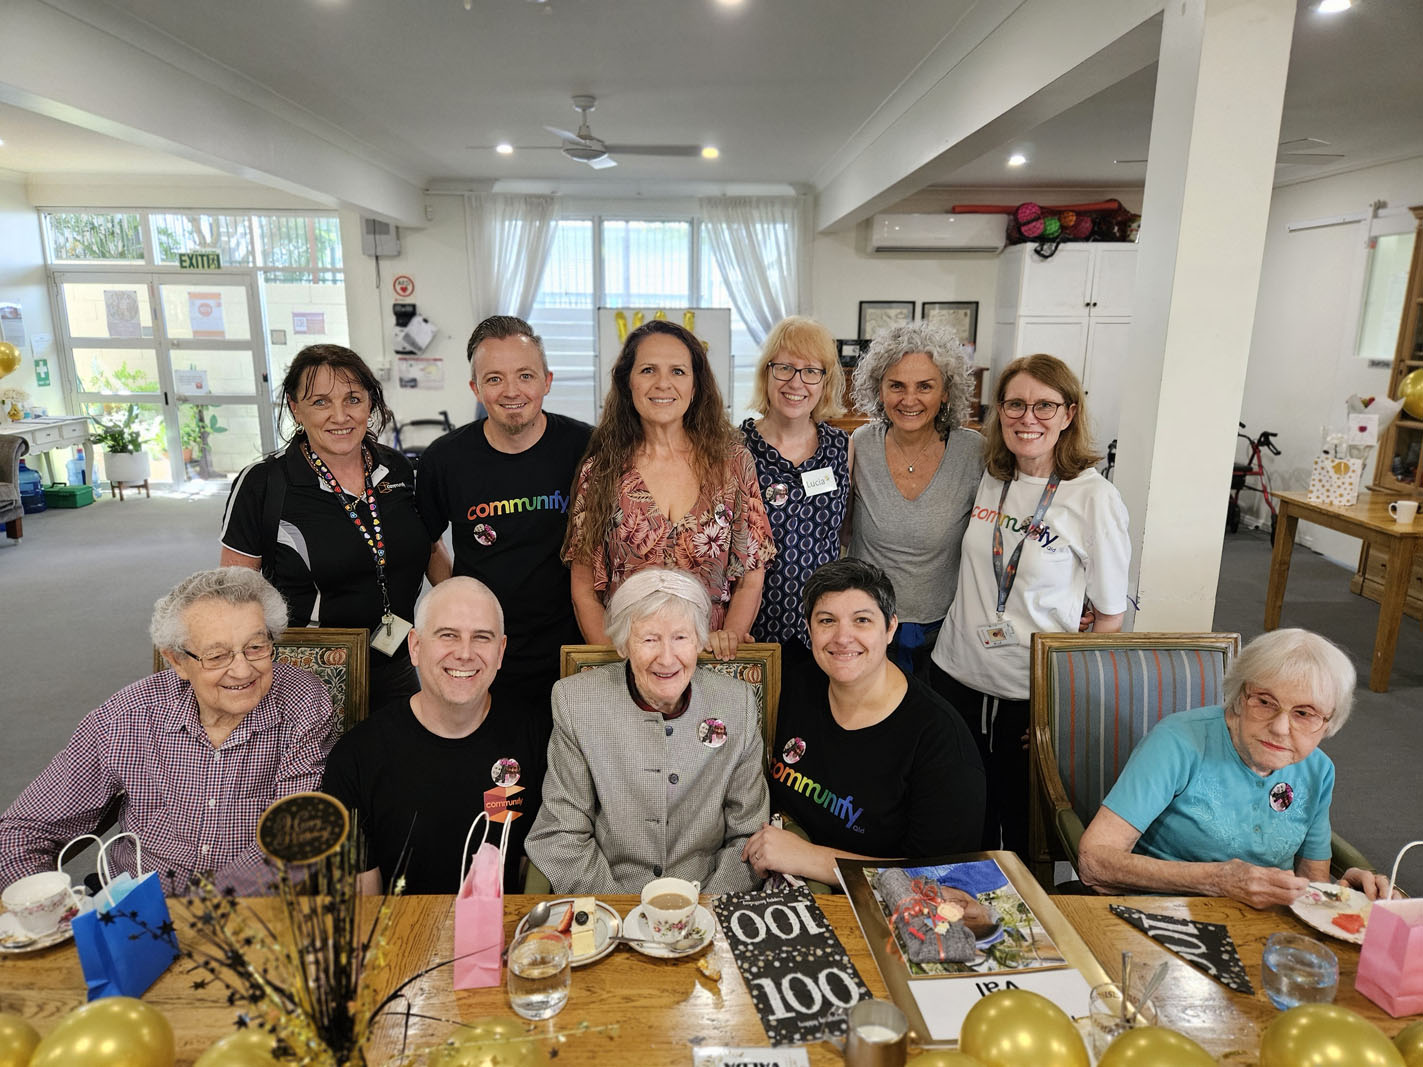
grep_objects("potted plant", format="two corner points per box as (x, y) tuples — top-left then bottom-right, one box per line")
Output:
(92, 407), (152, 486)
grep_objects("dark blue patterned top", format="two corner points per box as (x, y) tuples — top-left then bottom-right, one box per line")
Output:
(740, 418), (851, 646)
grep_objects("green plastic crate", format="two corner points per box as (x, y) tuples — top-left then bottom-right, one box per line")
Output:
(43, 484), (94, 508)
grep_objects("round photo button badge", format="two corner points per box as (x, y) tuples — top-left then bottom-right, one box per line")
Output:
(782, 736), (806, 764)
(697, 717), (728, 748)
(491, 757), (521, 787)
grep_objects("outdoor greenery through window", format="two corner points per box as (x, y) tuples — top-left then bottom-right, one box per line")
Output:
(47, 212), (145, 263)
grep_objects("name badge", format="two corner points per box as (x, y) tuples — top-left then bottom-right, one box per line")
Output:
(976, 619), (1017, 648)
(800, 467), (837, 497)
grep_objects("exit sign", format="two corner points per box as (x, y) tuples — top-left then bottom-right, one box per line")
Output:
(178, 252), (221, 270)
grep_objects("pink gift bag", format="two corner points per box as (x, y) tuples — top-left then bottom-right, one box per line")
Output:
(1356, 840), (1423, 1017)
(453, 811), (510, 990)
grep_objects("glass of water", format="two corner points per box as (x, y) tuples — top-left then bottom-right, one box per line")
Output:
(507, 927), (571, 1020)
(1261, 932), (1338, 1010)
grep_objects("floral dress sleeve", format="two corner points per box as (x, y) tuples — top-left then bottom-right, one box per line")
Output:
(725, 445), (776, 582)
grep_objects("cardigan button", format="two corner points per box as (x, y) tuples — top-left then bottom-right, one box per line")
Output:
(653, 865), (663, 877)
(665, 725), (674, 736)
(669, 773), (680, 785)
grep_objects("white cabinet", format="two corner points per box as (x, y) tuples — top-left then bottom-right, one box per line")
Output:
(992, 242), (1137, 455)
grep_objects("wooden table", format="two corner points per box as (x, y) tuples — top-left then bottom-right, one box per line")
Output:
(1266, 489), (1423, 691)
(1057, 895), (1412, 1063)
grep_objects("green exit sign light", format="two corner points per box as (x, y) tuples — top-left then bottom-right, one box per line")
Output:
(178, 252), (222, 270)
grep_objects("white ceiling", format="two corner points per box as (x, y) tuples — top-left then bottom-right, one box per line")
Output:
(2, 0), (1421, 201)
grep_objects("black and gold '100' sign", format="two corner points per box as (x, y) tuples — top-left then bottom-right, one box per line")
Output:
(257, 791), (350, 864)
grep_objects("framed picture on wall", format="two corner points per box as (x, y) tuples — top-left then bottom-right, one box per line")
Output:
(921, 300), (979, 344)
(837, 339), (866, 369)
(858, 300), (914, 341)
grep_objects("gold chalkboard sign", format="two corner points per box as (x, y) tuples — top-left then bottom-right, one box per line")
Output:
(257, 792), (350, 864)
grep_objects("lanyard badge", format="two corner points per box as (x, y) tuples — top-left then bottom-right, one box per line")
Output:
(979, 472), (1061, 649)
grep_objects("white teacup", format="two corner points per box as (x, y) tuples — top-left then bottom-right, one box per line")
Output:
(2, 871), (79, 936)
(640, 876), (700, 943)
(1389, 499), (1419, 524)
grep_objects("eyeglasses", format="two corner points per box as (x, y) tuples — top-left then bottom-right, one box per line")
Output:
(768, 362), (827, 385)
(180, 638), (276, 671)
(1242, 687), (1331, 734)
(999, 398), (1066, 420)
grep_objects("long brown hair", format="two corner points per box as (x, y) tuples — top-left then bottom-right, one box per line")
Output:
(279, 344), (391, 448)
(564, 320), (739, 564)
(983, 353), (1101, 480)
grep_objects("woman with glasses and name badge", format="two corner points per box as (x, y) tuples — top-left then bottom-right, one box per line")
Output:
(1077, 629), (1396, 906)
(740, 318), (851, 663)
(929, 353), (1131, 856)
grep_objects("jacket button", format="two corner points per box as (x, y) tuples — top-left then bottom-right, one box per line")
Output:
(665, 725), (673, 736)
(669, 773), (679, 785)
(653, 865), (663, 877)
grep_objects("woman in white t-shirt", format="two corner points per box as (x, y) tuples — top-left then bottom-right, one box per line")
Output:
(929, 354), (1131, 856)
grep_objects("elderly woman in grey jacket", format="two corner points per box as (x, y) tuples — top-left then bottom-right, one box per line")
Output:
(525, 567), (769, 893)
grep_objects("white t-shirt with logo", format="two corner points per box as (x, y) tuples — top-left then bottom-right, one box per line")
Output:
(932, 468), (1131, 700)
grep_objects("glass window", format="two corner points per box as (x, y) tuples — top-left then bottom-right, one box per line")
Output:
(531, 219), (597, 423)
(1356, 231), (1417, 362)
(46, 213), (144, 263)
(151, 213), (254, 267)
(602, 219), (691, 307)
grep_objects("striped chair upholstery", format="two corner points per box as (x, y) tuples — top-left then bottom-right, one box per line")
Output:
(1028, 631), (1240, 883)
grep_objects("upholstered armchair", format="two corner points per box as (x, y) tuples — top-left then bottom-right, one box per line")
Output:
(0, 433), (28, 541)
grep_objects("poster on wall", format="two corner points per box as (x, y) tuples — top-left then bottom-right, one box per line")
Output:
(0, 303), (26, 348)
(105, 290), (142, 338)
(397, 355), (444, 390)
(189, 292), (226, 339)
(293, 311), (326, 335)
(594, 307), (733, 420)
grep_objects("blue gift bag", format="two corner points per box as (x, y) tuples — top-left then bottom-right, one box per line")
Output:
(69, 833), (180, 1000)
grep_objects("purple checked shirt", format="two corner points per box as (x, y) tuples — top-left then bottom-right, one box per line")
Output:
(0, 661), (338, 895)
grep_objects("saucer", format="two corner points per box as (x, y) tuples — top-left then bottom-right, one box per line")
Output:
(623, 903), (715, 959)
(0, 893), (92, 954)
(512, 897), (621, 967)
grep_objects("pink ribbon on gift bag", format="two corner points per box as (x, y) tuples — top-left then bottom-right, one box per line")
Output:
(1356, 839), (1423, 1017)
(452, 810), (511, 990)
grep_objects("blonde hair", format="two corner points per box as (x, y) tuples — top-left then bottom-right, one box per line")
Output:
(748, 316), (844, 421)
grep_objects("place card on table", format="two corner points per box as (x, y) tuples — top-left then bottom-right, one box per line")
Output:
(1110, 904), (1254, 994)
(692, 1047), (811, 1067)
(711, 885), (872, 1045)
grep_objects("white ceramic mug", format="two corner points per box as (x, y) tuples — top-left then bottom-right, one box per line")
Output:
(844, 999), (909, 1067)
(1, 871), (80, 936)
(1389, 499), (1419, 524)
(640, 876), (700, 943)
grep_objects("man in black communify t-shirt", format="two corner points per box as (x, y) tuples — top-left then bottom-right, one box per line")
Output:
(416, 316), (591, 713)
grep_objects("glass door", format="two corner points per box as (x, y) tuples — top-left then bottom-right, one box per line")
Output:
(54, 271), (274, 484)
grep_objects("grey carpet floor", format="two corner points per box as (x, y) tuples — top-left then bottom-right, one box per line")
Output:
(2, 498), (1418, 878)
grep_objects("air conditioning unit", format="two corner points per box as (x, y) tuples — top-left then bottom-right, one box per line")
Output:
(360, 216), (401, 257)
(868, 213), (1006, 254)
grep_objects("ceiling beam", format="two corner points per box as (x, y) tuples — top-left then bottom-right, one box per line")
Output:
(814, 0), (1165, 233)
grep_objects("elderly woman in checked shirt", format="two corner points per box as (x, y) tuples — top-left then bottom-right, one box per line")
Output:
(0, 568), (338, 895)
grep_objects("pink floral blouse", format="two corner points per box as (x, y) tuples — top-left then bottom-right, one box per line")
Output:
(564, 446), (776, 630)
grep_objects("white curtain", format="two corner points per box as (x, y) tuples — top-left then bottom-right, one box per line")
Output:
(698, 195), (811, 345)
(464, 193), (560, 323)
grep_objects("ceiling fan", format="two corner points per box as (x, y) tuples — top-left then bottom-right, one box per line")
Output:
(468, 95), (708, 169)
(1115, 138), (1345, 167)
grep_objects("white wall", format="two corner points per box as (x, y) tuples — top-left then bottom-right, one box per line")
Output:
(1242, 156), (1423, 565)
(0, 173), (59, 414)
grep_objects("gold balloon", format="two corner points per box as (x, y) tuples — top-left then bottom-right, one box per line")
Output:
(615, 309), (629, 343)
(908, 1051), (988, 1066)
(1259, 1003), (1404, 1067)
(427, 1017), (539, 1067)
(1395, 1019), (1423, 1067)
(959, 990), (1089, 1067)
(1400, 368), (1423, 420)
(30, 996), (174, 1067)
(0, 341), (20, 379)
(193, 1029), (282, 1067)
(1097, 1027), (1215, 1067)
(0, 1013), (40, 1067)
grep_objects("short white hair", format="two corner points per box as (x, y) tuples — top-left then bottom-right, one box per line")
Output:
(605, 568), (711, 657)
(414, 576), (505, 635)
(149, 568), (287, 652)
(1225, 628), (1356, 737)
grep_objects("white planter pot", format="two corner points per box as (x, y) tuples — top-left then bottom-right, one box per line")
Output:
(104, 450), (151, 484)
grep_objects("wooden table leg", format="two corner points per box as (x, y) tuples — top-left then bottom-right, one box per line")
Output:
(1370, 535), (1418, 692)
(1264, 504), (1300, 630)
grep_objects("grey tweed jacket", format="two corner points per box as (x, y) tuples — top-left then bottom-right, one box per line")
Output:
(525, 662), (768, 894)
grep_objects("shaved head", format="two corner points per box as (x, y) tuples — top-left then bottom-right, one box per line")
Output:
(414, 576), (505, 636)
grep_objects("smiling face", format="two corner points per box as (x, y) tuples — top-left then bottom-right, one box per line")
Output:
(408, 586), (506, 711)
(626, 606), (701, 713)
(880, 352), (945, 436)
(765, 353), (827, 424)
(166, 599), (274, 724)
(471, 334), (552, 440)
(629, 332), (695, 430)
(809, 589), (897, 688)
(999, 371), (1075, 478)
(288, 364), (371, 463)
(1225, 677), (1330, 776)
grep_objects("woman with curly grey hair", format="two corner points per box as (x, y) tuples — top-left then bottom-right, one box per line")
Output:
(847, 322), (984, 677)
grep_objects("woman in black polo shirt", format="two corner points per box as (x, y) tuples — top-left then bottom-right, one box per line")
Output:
(220, 344), (449, 708)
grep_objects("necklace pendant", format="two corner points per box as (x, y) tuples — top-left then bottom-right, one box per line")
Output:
(907, 464), (915, 473)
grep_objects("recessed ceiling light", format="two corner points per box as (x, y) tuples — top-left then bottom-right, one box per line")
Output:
(1316, 0), (1350, 11)
(715, 0), (745, 7)
(701, 146), (720, 160)
(1007, 153), (1027, 167)
(495, 143), (514, 155)
(0, 138), (5, 147)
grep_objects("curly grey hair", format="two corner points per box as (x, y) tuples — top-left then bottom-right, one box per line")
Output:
(605, 568), (712, 658)
(149, 567), (288, 652)
(851, 321), (972, 438)
(1224, 628), (1356, 738)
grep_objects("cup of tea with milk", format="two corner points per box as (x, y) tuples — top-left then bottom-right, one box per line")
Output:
(640, 877), (700, 943)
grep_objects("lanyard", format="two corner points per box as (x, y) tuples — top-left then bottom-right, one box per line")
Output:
(303, 443), (391, 623)
(991, 471), (1060, 617)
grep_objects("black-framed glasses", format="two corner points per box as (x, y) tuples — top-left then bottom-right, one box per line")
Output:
(768, 362), (827, 385)
(180, 637), (276, 671)
(999, 398), (1066, 420)
(1242, 687), (1331, 734)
